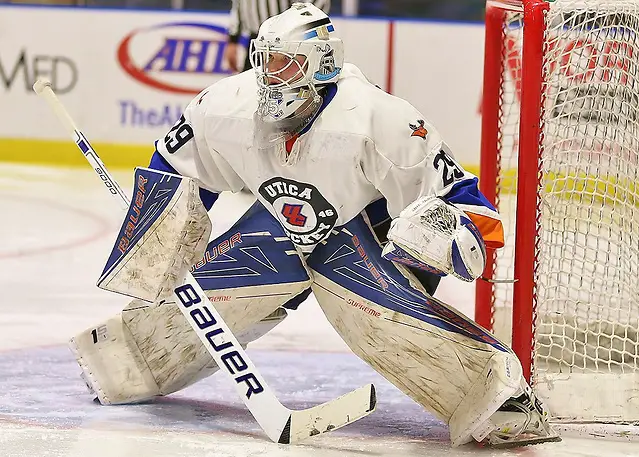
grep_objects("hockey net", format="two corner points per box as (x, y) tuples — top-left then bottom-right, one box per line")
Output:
(477, 0), (639, 423)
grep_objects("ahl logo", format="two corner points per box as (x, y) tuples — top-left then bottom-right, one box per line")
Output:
(259, 177), (338, 247)
(409, 119), (428, 139)
(117, 22), (233, 95)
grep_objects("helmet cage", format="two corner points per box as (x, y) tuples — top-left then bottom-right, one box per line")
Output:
(250, 38), (343, 91)
(248, 3), (344, 147)
(250, 42), (307, 91)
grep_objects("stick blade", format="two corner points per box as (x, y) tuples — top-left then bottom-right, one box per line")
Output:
(488, 434), (562, 449)
(282, 384), (377, 444)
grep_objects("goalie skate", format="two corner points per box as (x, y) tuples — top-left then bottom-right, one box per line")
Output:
(473, 380), (561, 448)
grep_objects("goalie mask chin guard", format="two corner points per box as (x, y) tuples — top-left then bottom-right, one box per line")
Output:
(249, 2), (344, 146)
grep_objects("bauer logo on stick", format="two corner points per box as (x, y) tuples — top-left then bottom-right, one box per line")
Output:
(175, 283), (265, 399)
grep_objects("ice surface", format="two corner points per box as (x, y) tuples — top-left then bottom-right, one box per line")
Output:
(0, 164), (637, 457)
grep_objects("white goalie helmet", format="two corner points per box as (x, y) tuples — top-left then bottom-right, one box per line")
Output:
(249, 3), (344, 144)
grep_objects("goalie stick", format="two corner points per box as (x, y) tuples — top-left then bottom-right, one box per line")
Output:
(33, 78), (376, 444)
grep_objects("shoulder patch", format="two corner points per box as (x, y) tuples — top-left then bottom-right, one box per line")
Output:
(409, 119), (428, 140)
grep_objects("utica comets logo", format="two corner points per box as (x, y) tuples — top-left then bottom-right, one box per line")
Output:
(259, 177), (338, 247)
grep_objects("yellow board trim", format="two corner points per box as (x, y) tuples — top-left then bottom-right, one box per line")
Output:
(0, 138), (152, 170)
(1, 138), (483, 175)
(3, 139), (635, 207)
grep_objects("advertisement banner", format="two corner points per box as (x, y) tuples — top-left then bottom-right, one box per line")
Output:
(0, 6), (484, 169)
(0, 7), (236, 145)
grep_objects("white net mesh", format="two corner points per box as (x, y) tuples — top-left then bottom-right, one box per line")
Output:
(489, 0), (639, 422)
(491, 9), (524, 343)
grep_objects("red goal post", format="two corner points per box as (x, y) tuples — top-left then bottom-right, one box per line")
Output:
(476, 0), (639, 423)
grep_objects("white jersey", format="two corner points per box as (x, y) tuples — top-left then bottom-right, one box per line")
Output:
(157, 63), (503, 252)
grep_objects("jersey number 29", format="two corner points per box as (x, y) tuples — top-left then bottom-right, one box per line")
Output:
(165, 115), (194, 154)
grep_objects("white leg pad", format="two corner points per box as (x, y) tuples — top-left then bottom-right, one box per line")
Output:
(310, 269), (522, 446)
(448, 350), (521, 446)
(69, 288), (301, 405)
(69, 314), (160, 405)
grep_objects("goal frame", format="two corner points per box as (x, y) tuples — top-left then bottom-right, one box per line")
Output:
(475, 0), (549, 383)
(475, 0), (639, 426)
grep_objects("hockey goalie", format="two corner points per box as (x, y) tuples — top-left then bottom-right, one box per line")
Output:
(70, 3), (560, 448)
